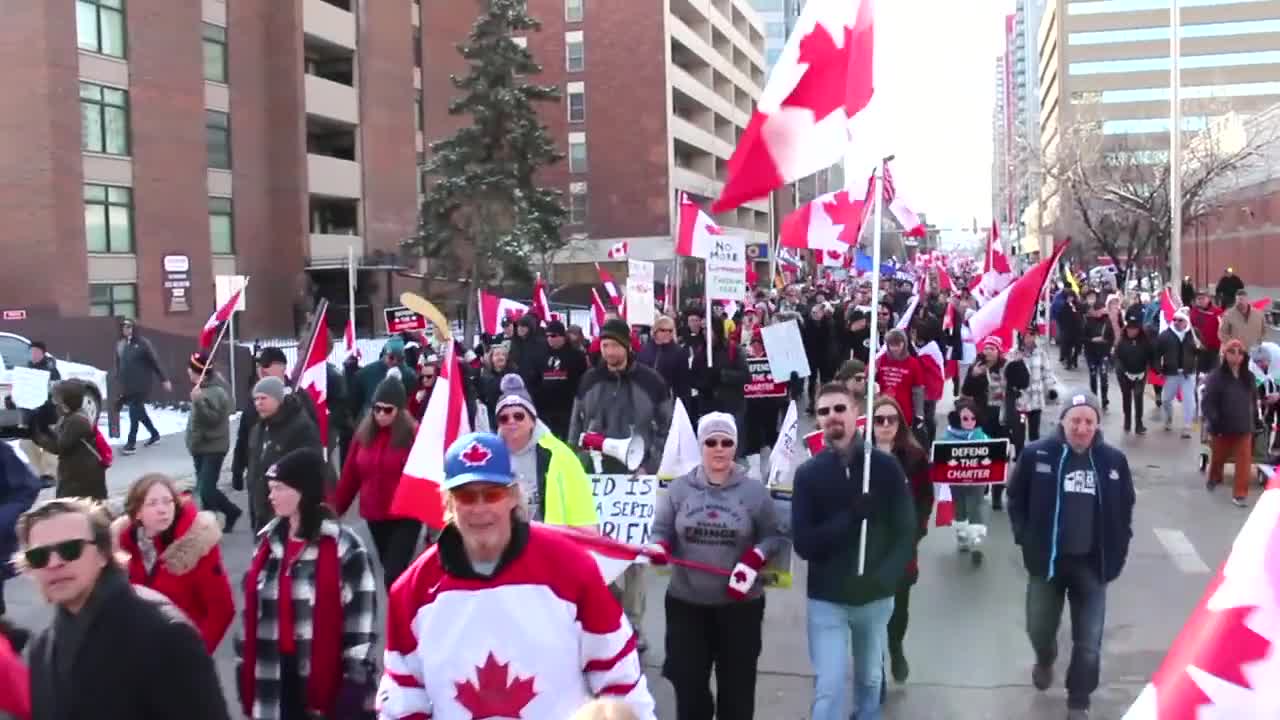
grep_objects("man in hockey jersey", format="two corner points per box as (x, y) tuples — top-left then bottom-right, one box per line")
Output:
(378, 432), (656, 720)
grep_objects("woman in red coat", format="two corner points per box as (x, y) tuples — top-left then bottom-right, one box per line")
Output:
(113, 473), (235, 653)
(332, 376), (420, 590)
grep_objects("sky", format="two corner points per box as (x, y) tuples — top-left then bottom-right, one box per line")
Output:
(844, 0), (1017, 235)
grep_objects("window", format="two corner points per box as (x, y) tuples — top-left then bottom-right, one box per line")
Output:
(203, 23), (227, 82)
(567, 82), (585, 122)
(1068, 19), (1280, 45)
(1069, 50), (1280, 76)
(566, 31), (584, 71)
(1068, 0), (1270, 13)
(206, 110), (231, 170)
(209, 197), (234, 254)
(83, 184), (133, 254)
(77, 0), (126, 58)
(1101, 116), (1209, 134)
(89, 283), (137, 320)
(569, 182), (587, 224)
(565, 0), (583, 22)
(1073, 81), (1280, 104)
(568, 132), (587, 173)
(414, 96), (423, 131)
(79, 82), (129, 155)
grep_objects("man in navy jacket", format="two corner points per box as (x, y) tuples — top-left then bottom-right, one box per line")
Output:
(0, 440), (40, 616)
(1008, 388), (1135, 720)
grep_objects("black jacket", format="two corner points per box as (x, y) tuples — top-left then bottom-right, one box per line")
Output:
(535, 344), (588, 430)
(231, 381), (318, 482)
(1081, 311), (1114, 357)
(245, 394), (323, 531)
(114, 335), (167, 399)
(1155, 328), (1199, 377)
(1202, 365), (1258, 436)
(1114, 333), (1155, 376)
(27, 570), (230, 720)
(28, 356), (61, 382)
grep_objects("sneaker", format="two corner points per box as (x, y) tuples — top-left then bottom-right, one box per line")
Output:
(890, 649), (910, 683)
(121, 445), (137, 456)
(1233, 496), (1249, 508)
(224, 506), (242, 533)
(1206, 480), (1218, 492)
(1066, 709), (1090, 720)
(144, 435), (161, 448)
(1032, 662), (1054, 691)
(1164, 421), (1173, 432)
(1180, 430), (1192, 440)
(971, 549), (984, 567)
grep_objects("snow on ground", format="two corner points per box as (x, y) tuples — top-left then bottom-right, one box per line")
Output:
(97, 404), (192, 447)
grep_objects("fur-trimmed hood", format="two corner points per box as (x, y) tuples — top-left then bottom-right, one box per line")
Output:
(113, 501), (223, 576)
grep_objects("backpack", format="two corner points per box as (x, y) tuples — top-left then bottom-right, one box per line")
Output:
(81, 428), (114, 468)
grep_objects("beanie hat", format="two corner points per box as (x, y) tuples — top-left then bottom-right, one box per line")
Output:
(696, 412), (738, 445)
(494, 374), (537, 420)
(383, 336), (406, 358)
(256, 347), (287, 368)
(252, 376), (286, 403)
(545, 319), (566, 335)
(372, 375), (407, 409)
(265, 447), (327, 501)
(981, 335), (1004, 353)
(1060, 387), (1102, 423)
(600, 318), (632, 349)
(189, 351), (211, 375)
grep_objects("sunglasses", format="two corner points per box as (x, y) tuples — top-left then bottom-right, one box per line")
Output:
(703, 438), (736, 449)
(497, 411), (527, 424)
(24, 538), (92, 569)
(373, 404), (398, 415)
(873, 414), (899, 426)
(452, 486), (511, 505)
(816, 404), (849, 416)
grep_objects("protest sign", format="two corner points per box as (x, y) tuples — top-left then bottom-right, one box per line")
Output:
(760, 320), (809, 379)
(9, 367), (50, 409)
(625, 259), (655, 326)
(929, 439), (1011, 485)
(705, 236), (746, 301)
(767, 401), (799, 488)
(590, 474), (657, 545)
(743, 356), (788, 399)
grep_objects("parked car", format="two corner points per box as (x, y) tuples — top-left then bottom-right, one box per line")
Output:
(0, 332), (107, 423)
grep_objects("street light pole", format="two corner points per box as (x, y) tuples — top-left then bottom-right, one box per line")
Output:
(1169, 0), (1182, 287)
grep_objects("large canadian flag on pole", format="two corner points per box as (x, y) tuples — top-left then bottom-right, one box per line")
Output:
(297, 304), (330, 446)
(390, 342), (470, 528)
(595, 263), (624, 308)
(1123, 470), (1280, 719)
(973, 221), (1016, 305)
(199, 286), (244, 350)
(675, 192), (723, 258)
(531, 273), (551, 322)
(713, 0), (875, 212)
(477, 290), (529, 335)
(968, 238), (1070, 351)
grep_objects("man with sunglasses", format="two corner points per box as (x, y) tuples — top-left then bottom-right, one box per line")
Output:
(18, 498), (230, 720)
(536, 319), (588, 439)
(792, 384), (916, 720)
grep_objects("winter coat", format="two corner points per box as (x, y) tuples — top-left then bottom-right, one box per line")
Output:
(114, 334), (167, 399)
(1056, 302), (1083, 341)
(802, 314), (836, 376)
(0, 629), (27, 720)
(27, 569), (231, 720)
(534, 344), (588, 432)
(962, 358), (1007, 435)
(508, 316), (548, 392)
(186, 372), (233, 456)
(0, 443), (39, 583)
(113, 500), (235, 653)
(1218, 304), (1266, 350)
(1201, 364), (1258, 436)
(1189, 305), (1222, 352)
(477, 366), (517, 429)
(245, 395), (323, 532)
(232, 382), (319, 483)
(32, 383), (105, 499)
(637, 339), (690, 402)
(709, 341), (751, 418)
(1155, 328), (1200, 377)
(1081, 311), (1114, 359)
(27, 355), (60, 382)
(1114, 332), (1155, 378)
(1007, 427), (1135, 583)
(332, 424), (416, 522)
(1013, 346), (1053, 413)
(568, 360), (673, 474)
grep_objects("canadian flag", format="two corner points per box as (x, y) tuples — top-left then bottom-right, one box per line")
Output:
(712, 0), (875, 212)
(1123, 471), (1280, 720)
(937, 263), (954, 294)
(589, 288), (608, 337)
(1147, 288), (1181, 394)
(297, 305), (330, 446)
(607, 240), (628, 260)
(916, 340), (946, 403)
(477, 290), (529, 336)
(198, 287), (243, 350)
(342, 317), (359, 361)
(676, 192), (723, 258)
(934, 483), (954, 527)
(531, 273), (550, 322)
(881, 162), (926, 238)
(538, 524), (670, 585)
(595, 263), (624, 308)
(968, 238), (1070, 352)
(781, 175), (873, 251)
(390, 342), (470, 528)
(972, 221), (1016, 305)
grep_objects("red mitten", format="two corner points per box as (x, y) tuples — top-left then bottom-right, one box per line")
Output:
(645, 542), (671, 566)
(727, 547), (767, 600)
(579, 432), (606, 451)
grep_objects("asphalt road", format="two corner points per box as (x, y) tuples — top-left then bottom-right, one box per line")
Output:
(4, 356), (1253, 719)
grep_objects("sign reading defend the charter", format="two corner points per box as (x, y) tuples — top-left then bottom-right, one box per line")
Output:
(929, 439), (1011, 485)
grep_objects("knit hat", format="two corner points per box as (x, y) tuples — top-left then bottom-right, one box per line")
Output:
(545, 319), (566, 335)
(189, 351), (211, 374)
(494, 374), (537, 420)
(1060, 387), (1102, 422)
(256, 347), (287, 368)
(265, 447), (328, 500)
(383, 336), (406, 358)
(1172, 307), (1191, 323)
(600, 318), (632, 349)
(981, 335), (1004, 353)
(372, 376), (407, 409)
(252, 376), (286, 403)
(696, 412), (738, 445)
(1252, 345), (1271, 363)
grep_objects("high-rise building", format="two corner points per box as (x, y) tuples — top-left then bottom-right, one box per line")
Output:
(992, 52), (1010, 232)
(1010, 0), (1047, 256)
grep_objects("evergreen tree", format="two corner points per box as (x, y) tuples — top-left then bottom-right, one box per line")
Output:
(413, 0), (567, 287)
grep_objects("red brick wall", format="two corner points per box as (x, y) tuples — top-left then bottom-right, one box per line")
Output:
(128, 0), (214, 338)
(0, 3), (87, 318)
(1188, 180), (1280, 293)
(229, 0), (309, 338)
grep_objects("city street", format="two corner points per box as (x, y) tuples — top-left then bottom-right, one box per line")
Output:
(3, 358), (1256, 719)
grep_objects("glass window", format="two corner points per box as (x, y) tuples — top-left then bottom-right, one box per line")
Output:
(568, 87), (585, 123)
(83, 184), (132, 254)
(1101, 116), (1210, 134)
(1069, 0), (1271, 14)
(203, 23), (227, 83)
(89, 283), (137, 320)
(766, 21), (786, 39)
(569, 135), (587, 173)
(206, 110), (231, 170)
(569, 182), (587, 224)
(1069, 19), (1280, 45)
(209, 197), (233, 255)
(565, 0), (583, 22)
(566, 35), (584, 72)
(1069, 50), (1280, 75)
(79, 82), (129, 155)
(1075, 81), (1280, 104)
(77, 0), (126, 58)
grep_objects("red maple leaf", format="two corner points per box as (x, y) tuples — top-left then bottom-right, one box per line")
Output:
(1150, 573), (1273, 720)
(821, 190), (866, 244)
(460, 442), (492, 467)
(825, 249), (843, 262)
(704, 223), (723, 236)
(732, 568), (748, 584)
(455, 652), (537, 720)
(782, 23), (855, 121)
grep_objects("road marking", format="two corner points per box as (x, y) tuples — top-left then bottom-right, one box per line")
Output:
(1153, 528), (1211, 574)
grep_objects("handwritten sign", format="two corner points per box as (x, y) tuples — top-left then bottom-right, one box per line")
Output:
(9, 367), (51, 409)
(590, 474), (657, 545)
(705, 236), (746, 301)
(626, 259), (655, 326)
(929, 439), (1011, 485)
(760, 319), (810, 379)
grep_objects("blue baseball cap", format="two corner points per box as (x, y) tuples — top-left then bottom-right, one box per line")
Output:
(443, 432), (515, 490)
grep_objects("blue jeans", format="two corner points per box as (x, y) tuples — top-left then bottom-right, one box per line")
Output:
(807, 596), (894, 720)
(1026, 555), (1106, 710)
(193, 453), (238, 520)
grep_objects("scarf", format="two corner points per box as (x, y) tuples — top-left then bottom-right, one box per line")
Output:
(134, 526), (160, 576)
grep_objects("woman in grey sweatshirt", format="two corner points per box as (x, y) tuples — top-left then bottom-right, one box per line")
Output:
(649, 411), (783, 720)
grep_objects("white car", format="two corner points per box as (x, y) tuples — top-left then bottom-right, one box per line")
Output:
(0, 332), (108, 423)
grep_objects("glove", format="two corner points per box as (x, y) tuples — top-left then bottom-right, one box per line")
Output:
(330, 678), (372, 719)
(231, 472), (244, 492)
(645, 542), (671, 566)
(727, 547), (767, 600)
(849, 488), (874, 522)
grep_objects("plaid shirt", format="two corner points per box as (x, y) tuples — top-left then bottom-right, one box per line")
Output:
(239, 518), (377, 720)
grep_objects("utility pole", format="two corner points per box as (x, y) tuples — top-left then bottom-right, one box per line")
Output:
(1169, 0), (1183, 287)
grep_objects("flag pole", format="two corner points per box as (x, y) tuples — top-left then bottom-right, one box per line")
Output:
(348, 246), (357, 347)
(858, 155), (890, 577)
(227, 314), (237, 406)
(200, 318), (233, 387)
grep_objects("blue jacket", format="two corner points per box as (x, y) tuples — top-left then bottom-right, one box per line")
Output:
(1007, 427), (1135, 582)
(0, 442), (40, 580)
